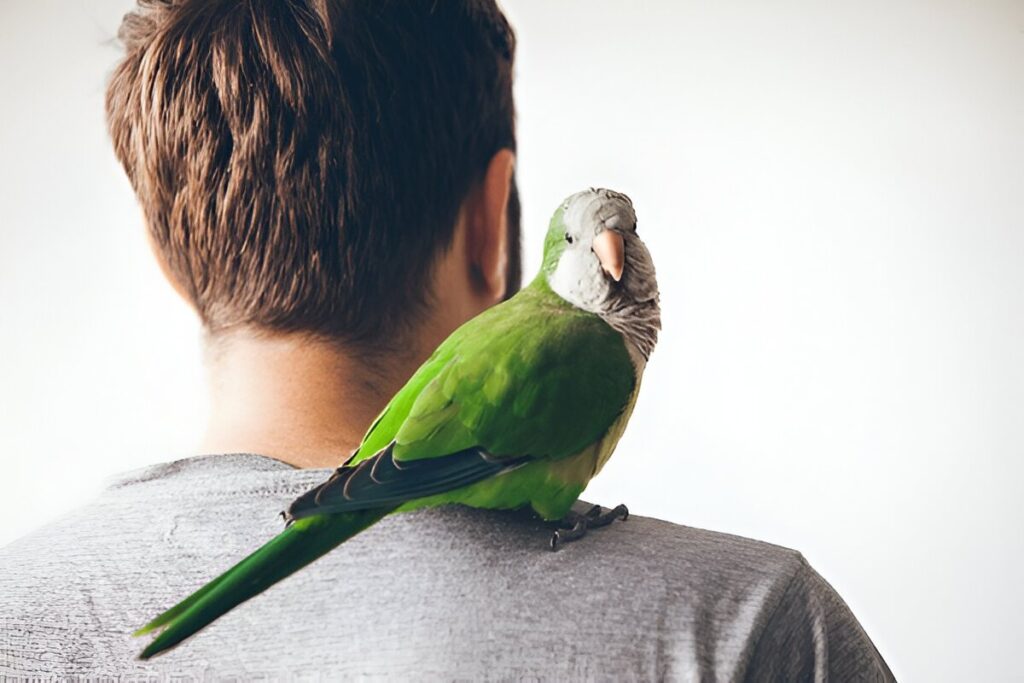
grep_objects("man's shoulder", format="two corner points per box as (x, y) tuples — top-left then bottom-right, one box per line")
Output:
(1, 453), (806, 579)
(588, 504), (808, 582)
(0, 455), (889, 680)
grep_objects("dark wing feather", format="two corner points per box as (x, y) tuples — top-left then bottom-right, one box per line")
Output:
(286, 444), (528, 521)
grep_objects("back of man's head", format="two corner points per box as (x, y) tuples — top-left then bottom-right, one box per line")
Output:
(106, 0), (518, 348)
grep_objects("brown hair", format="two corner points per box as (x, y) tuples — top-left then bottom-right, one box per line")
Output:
(106, 0), (518, 347)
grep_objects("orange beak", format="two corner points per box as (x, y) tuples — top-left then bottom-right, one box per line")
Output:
(592, 230), (625, 282)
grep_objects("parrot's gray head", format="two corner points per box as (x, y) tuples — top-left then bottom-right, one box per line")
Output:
(544, 188), (661, 361)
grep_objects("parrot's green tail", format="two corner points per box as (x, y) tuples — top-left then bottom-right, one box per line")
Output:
(135, 508), (391, 660)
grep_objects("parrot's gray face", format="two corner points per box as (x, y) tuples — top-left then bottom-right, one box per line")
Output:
(549, 188), (661, 361)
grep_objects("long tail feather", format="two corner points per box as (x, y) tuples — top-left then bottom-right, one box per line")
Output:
(136, 508), (391, 659)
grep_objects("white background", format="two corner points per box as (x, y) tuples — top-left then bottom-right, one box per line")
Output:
(2, 1), (1022, 680)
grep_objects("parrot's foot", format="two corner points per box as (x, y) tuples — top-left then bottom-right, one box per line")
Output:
(549, 504), (629, 551)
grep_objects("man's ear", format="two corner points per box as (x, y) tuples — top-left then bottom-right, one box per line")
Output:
(466, 148), (515, 304)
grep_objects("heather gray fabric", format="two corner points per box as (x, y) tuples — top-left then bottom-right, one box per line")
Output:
(0, 454), (894, 681)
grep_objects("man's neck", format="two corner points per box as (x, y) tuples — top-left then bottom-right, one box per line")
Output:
(199, 330), (428, 469)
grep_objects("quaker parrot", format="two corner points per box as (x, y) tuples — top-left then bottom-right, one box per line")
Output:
(135, 187), (661, 659)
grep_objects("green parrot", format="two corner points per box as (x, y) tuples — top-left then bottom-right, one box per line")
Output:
(135, 187), (661, 659)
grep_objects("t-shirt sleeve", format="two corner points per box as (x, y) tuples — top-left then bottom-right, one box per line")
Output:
(746, 556), (896, 682)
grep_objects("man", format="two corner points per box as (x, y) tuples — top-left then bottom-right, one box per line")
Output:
(0, 0), (894, 679)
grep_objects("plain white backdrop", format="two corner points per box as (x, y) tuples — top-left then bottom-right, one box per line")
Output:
(2, 1), (1022, 680)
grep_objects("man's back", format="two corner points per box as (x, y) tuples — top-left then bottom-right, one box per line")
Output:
(0, 454), (892, 680)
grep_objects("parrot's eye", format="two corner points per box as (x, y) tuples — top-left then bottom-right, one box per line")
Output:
(564, 232), (574, 245)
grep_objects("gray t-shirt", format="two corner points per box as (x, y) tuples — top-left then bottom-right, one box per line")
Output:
(0, 454), (894, 681)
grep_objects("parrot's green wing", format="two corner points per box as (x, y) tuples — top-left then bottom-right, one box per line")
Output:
(390, 283), (636, 461)
(286, 281), (637, 520)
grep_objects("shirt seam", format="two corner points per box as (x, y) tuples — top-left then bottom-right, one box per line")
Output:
(743, 553), (809, 679)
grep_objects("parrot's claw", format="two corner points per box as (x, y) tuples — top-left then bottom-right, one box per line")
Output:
(552, 503), (602, 530)
(550, 520), (588, 550)
(549, 503), (629, 551)
(589, 503), (629, 528)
